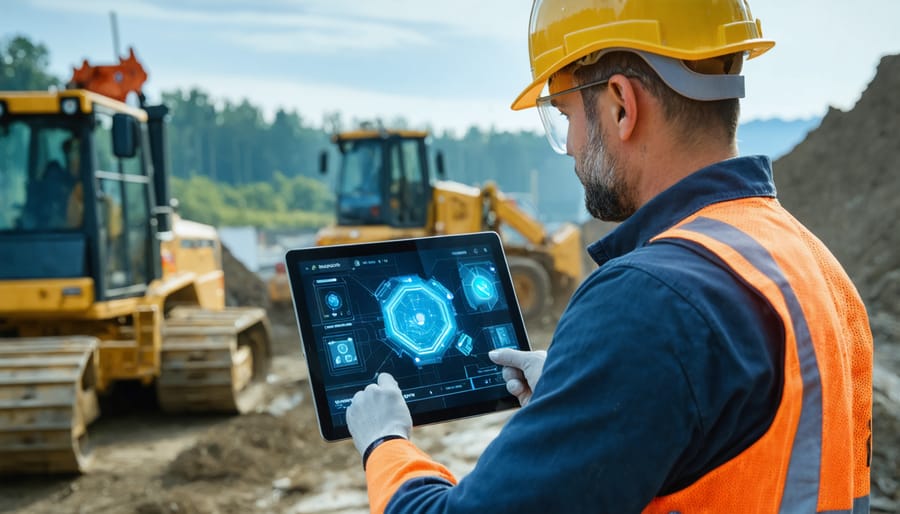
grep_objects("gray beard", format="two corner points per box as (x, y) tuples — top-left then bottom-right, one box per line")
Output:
(575, 119), (636, 222)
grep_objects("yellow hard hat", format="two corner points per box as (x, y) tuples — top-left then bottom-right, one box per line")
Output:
(512, 0), (775, 110)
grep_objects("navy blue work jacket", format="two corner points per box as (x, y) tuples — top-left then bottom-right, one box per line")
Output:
(387, 156), (784, 513)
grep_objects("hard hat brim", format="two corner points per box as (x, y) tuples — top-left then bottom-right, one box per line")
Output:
(511, 39), (774, 111)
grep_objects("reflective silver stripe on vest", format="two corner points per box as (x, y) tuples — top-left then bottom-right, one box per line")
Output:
(677, 217), (823, 513)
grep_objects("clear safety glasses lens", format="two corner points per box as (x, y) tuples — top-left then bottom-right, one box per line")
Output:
(535, 78), (609, 155)
(536, 94), (569, 155)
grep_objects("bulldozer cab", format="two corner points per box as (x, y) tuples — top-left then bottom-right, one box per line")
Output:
(0, 92), (159, 302)
(331, 130), (433, 228)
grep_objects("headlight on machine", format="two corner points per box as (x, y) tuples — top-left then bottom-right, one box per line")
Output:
(61, 97), (80, 115)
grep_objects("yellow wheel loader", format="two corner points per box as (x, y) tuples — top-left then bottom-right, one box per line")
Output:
(0, 51), (271, 474)
(308, 129), (584, 322)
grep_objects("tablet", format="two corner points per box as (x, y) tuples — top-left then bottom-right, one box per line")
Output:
(284, 232), (531, 441)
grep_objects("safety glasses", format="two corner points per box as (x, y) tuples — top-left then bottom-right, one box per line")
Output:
(536, 78), (610, 154)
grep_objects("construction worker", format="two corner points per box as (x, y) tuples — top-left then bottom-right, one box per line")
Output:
(346, 1), (874, 512)
(25, 135), (82, 229)
(62, 136), (84, 228)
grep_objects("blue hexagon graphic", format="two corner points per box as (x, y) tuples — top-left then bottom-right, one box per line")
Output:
(374, 275), (457, 366)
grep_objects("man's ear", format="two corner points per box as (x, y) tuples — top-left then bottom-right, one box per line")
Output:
(606, 74), (638, 142)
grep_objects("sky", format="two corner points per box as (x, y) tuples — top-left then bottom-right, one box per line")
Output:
(5, 0), (900, 135)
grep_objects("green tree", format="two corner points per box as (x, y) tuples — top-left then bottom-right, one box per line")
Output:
(0, 35), (62, 91)
(161, 88), (218, 179)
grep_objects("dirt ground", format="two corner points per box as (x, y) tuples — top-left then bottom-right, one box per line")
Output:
(0, 318), (553, 514)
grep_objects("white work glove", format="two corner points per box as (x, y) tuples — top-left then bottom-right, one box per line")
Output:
(489, 348), (547, 406)
(346, 373), (413, 459)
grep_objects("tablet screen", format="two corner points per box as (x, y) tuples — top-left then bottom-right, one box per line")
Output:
(285, 232), (531, 441)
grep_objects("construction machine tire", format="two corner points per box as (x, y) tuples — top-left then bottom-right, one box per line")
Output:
(508, 256), (552, 324)
(157, 307), (271, 414)
(0, 337), (100, 474)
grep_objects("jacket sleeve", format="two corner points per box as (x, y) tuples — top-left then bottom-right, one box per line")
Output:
(367, 263), (713, 514)
(365, 438), (457, 513)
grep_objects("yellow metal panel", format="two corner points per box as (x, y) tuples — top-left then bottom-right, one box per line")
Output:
(0, 90), (147, 120)
(0, 279), (95, 313)
(485, 182), (548, 245)
(134, 304), (162, 381)
(316, 225), (429, 246)
(85, 297), (143, 319)
(0, 91), (72, 114)
(146, 270), (197, 300)
(194, 270), (226, 310)
(170, 217), (222, 278)
(333, 130), (428, 141)
(84, 91), (147, 120)
(98, 340), (140, 381)
(432, 182), (482, 235)
(268, 274), (291, 302)
(549, 223), (585, 282)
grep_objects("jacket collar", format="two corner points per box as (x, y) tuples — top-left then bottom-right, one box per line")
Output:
(587, 155), (776, 266)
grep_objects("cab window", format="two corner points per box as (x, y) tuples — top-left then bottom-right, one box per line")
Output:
(388, 138), (428, 226)
(93, 110), (153, 295)
(0, 120), (81, 231)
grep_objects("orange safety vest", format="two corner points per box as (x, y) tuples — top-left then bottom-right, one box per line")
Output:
(644, 196), (872, 514)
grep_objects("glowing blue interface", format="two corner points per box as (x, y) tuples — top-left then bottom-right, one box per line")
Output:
(298, 243), (523, 428)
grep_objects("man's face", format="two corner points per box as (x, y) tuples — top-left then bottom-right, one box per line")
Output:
(576, 104), (637, 222)
(552, 74), (636, 222)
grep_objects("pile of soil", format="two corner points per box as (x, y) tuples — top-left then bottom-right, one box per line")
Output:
(774, 53), (900, 511)
(222, 244), (269, 310)
(161, 409), (361, 511)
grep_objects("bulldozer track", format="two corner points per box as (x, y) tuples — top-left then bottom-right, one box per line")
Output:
(0, 337), (100, 474)
(157, 306), (271, 414)
(0, 307), (272, 475)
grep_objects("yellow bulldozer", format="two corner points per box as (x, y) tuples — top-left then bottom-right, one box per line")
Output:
(269, 128), (584, 322)
(0, 50), (271, 474)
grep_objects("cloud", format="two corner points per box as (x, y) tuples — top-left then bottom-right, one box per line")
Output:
(29, 0), (439, 54)
(297, 0), (528, 42)
(221, 23), (430, 55)
(28, 0), (528, 56)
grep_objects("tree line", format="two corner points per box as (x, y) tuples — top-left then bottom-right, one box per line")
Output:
(1, 34), (585, 229)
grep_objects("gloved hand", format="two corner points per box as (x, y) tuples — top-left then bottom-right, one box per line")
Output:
(346, 372), (413, 458)
(489, 348), (547, 406)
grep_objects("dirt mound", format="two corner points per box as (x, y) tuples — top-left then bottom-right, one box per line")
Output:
(163, 403), (361, 505)
(167, 412), (315, 484)
(222, 244), (269, 309)
(134, 494), (215, 514)
(773, 53), (900, 511)
(775, 54), (900, 320)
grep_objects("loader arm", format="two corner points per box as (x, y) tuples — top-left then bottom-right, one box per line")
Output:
(482, 182), (547, 246)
